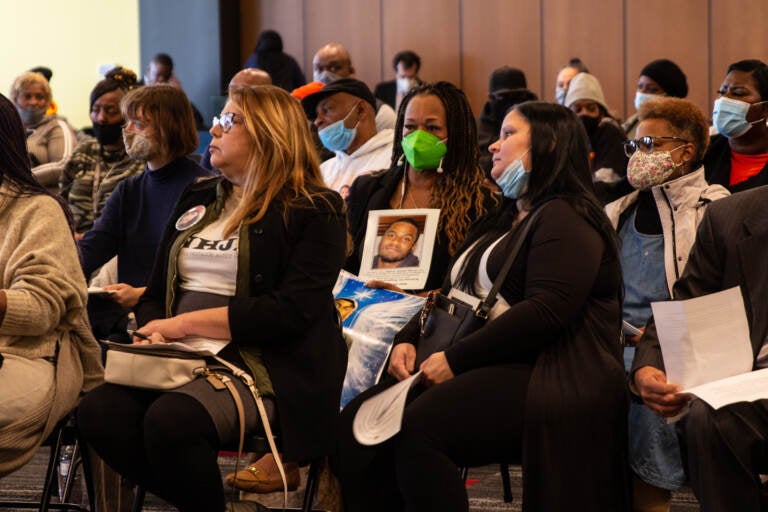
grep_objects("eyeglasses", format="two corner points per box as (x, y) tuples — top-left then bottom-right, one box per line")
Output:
(211, 112), (243, 133)
(623, 136), (689, 157)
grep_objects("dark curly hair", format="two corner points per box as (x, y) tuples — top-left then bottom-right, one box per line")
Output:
(390, 81), (491, 254)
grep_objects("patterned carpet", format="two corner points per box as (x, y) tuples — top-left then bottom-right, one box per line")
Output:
(0, 448), (701, 511)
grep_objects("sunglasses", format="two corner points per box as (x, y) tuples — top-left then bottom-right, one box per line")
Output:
(211, 112), (244, 133)
(623, 136), (689, 157)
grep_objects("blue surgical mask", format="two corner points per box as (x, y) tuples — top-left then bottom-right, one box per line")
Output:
(555, 87), (567, 105)
(712, 96), (766, 138)
(314, 70), (343, 85)
(495, 149), (530, 199)
(634, 91), (658, 111)
(318, 104), (358, 152)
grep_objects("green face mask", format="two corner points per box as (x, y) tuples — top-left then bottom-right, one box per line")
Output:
(400, 130), (447, 170)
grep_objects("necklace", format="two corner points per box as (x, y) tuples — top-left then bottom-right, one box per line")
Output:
(399, 177), (431, 209)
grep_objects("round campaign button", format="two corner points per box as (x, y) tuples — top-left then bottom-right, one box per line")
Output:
(175, 205), (206, 231)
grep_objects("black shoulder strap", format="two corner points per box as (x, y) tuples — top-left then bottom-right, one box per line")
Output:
(476, 202), (551, 318)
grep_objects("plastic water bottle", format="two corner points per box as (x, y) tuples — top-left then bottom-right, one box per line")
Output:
(57, 445), (75, 501)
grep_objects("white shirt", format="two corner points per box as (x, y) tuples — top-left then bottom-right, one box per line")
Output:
(375, 104), (397, 132)
(320, 129), (394, 191)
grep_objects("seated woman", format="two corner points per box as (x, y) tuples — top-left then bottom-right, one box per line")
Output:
(704, 59), (768, 192)
(60, 67), (144, 236)
(606, 97), (729, 511)
(622, 59), (689, 139)
(77, 84), (212, 339)
(346, 81), (493, 293)
(0, 93), (103, 476)
(336, 101), (630, 512)
(76, 85), (348, 512)
(9, 70), (77, 193)
(564, 72), (630, 202)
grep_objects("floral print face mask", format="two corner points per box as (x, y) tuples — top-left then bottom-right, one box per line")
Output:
(626, 148), (684, 190)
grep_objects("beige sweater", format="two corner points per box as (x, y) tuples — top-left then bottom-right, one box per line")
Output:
(0, 184), (103, 476)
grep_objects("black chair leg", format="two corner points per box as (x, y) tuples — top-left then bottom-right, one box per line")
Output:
(500, 463), (513, 503)
(132, 486), (146, 512)
(40, 424), (66, 512)
(76, 439), (98, 512)
(301, 460), (321, 512)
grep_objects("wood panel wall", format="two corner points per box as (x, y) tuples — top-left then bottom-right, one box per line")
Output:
(240, 0), (768, 123)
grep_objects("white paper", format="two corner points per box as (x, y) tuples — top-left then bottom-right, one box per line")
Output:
(357, 209), (440, 290)
(87, 286), (115, 296)
(651, 286), (752, 390)
(353, 372), (422, 446)
(102, 339), (216, 356)
(683, 368), (768, 409)
(623, 320), (642, 337)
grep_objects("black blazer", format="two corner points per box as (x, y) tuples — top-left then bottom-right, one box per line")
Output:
(137, 177), (348, 461)
(373, 80), (396, 109)
(704, 134), (768, 193)
(633, 185), (768, 375)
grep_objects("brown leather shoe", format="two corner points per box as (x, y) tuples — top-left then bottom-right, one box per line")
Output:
(225, 461), (300, 493)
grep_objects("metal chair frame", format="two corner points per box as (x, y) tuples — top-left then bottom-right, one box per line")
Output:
(0, 415), (96, 512)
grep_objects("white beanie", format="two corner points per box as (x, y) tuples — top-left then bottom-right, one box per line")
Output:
(564, 72), (608, 112)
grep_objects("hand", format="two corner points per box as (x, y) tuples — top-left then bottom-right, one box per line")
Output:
(420, 351), (454, 387)
(74, 231), (85, 241)
(634, 366), (690, 417)
(136, 316), (186, 343)
(364, 280), (406, 294)
(388, 343), (416, 381)
(104, 284), (146, 308)
(628, 326), (645, 346)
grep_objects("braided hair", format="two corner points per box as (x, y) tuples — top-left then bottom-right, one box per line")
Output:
(390, 81), (490, 254)
(89, 66), (138, 110)
(0, 93), (74, 231)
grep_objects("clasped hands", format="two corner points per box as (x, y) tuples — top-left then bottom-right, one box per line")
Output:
(633, 366), (692, 417)
(388, 343), (454, 386)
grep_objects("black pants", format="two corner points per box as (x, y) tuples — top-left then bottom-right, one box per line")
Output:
(78, 383), (237, 512)
(335, 364), (532, 512)
(681, 398), (768, 512)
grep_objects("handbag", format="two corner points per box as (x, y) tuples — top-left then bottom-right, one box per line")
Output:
(104, 343), (207, 390)
(103, 341), (291, 508)
(415, 203), (549, 366)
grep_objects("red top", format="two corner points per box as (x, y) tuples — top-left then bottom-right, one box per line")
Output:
(730, 150), (768, 186)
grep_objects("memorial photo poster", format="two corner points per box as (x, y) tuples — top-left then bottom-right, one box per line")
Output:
(333, 271), (425, 408)
(357, 208), (440, 291)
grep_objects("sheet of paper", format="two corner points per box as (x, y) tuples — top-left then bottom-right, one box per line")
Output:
(87, 286), (115, 296)
(651, 286), (752, 389)
(101, 340), (216, 356)
(353, 371), (422, 446)
(683, 368), (768, 409)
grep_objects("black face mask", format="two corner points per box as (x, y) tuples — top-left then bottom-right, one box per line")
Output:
(93, 121), (123, 146)
(579, 114), (600, 137)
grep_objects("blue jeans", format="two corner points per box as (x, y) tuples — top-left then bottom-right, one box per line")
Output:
(624, 346), (686, 489)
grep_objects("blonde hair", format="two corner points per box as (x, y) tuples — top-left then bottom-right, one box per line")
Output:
(10, 72), (52, 106)
(223, 85), (328, 237)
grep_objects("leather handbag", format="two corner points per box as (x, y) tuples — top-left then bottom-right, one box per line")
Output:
(104, 343), (207, 390)
(103, 341), (292, 507)
(415, 203), (548, 366)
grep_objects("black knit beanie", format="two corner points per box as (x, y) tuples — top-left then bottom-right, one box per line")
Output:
(639, 59), (688, 98)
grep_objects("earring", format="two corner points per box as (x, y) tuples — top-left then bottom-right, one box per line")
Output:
(436, 157), (444, 174)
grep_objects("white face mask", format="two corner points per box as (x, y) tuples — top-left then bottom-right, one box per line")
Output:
(396, 77), (417, 94)
(634, 91), (659, 111)
(314, 70), (343, 85)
